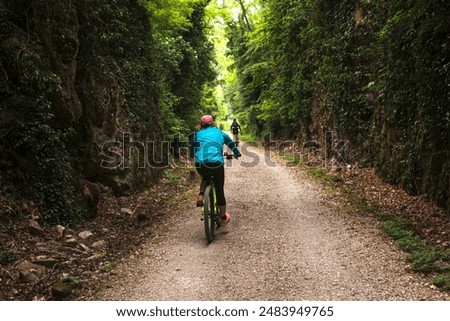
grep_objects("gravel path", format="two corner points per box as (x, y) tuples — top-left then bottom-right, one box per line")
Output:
(93, 145), (448, 300)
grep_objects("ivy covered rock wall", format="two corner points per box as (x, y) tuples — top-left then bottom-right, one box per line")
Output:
(227, 0), (449, 212)
(307, 0), (450, 212)
(0, 0), (164, 225)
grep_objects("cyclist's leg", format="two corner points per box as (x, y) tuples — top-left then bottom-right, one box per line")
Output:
(199, 177), (208, 194)
(195, 165), (205, 191)
(195, 164), (210, 206)
(234, 130), (239, 141)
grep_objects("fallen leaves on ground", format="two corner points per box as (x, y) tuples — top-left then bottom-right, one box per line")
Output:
(0, 167), (194, 300)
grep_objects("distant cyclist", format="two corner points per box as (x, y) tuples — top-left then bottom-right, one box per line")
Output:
(230, 119), (241, 143)
(190, 115), (241, 227)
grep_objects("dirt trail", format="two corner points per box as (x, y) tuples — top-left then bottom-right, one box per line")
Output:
(92, 145), (448, 300)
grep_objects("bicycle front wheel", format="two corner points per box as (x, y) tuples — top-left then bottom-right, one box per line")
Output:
(203, 185), (215, 244)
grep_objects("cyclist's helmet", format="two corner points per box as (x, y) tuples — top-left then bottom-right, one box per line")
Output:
(200, 114), (214, 125)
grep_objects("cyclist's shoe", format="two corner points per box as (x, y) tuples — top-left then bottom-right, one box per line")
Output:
(196, 194), (204, 207)
(220, 212), (231, 228)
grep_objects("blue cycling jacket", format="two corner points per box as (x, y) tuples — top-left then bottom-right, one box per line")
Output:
(190, 127), (241, 164)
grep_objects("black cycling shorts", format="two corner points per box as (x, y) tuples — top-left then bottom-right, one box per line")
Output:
(196, 163), (226, 206)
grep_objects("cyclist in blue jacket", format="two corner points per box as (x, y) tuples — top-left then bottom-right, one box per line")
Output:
(190, 115), (241, 227)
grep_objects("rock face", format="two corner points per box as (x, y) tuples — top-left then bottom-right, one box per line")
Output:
(0, 0), (164, 221)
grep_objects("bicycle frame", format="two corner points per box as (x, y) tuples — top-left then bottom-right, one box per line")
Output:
(202, 177), (220, 243)
(211, 183), (219, 216)
(199, 159), (238, 243)
(202, 179), (218, 216)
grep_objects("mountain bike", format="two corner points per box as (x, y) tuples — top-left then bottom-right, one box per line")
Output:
(202, 175), (221, 244)
(201, 153), (237, 244)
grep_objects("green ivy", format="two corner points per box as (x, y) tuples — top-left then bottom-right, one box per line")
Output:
(225, 0), (449, 212)
(3, 60), (86, 225)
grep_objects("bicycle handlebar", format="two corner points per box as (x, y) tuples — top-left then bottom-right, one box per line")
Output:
(224, 152), (240, 160)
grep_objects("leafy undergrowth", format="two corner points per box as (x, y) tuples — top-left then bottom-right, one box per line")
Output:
(281, 151), (450, 292)
(238, 134), (260, 147)
(0, 162), (196, 300)
(381, 219), (450, 289)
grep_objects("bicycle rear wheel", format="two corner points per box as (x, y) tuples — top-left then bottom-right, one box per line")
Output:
(203, 185), (215, 244)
